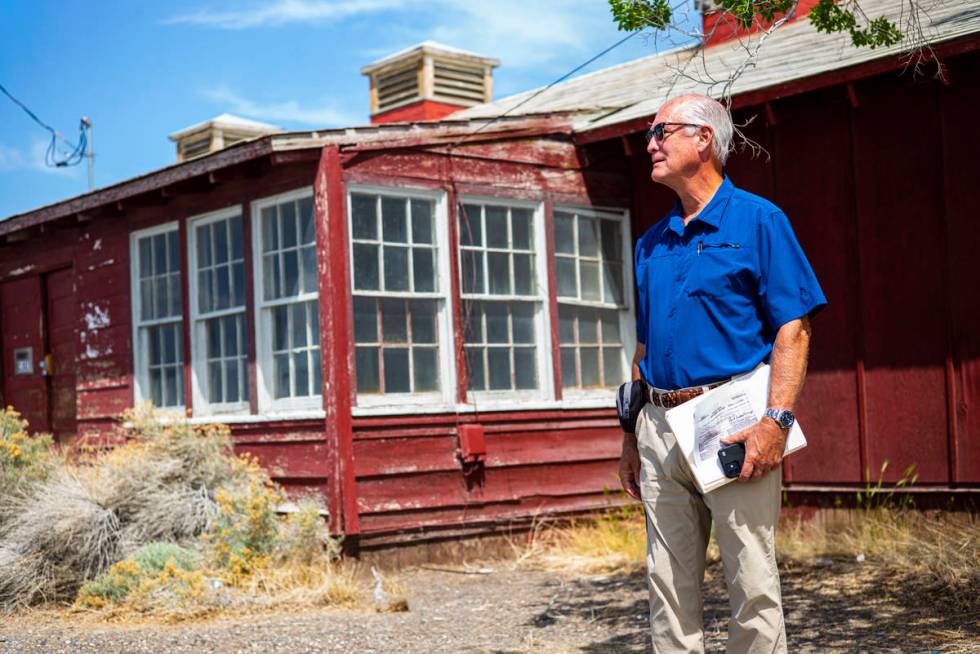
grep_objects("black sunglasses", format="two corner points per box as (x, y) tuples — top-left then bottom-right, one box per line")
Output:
(645, 122), (704, 143)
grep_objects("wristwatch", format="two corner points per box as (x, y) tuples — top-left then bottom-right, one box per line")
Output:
(764, 408), (795, 430)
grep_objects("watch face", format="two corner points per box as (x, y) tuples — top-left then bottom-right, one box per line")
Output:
(778, 411), (795, 429)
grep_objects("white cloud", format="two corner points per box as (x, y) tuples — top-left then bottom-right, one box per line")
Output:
(0, 140), (80, 177)
(202, 86), (363, 126)
(167, 0), (404, 29)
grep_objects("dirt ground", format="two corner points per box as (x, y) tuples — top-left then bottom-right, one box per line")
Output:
(1, 557), (977, 654)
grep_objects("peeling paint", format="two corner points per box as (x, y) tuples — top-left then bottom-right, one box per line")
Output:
(86, 258), (115, 272)
(8, 265), (35, 276)
(93, 238), (102, 251)
(83, 304), (110, 330)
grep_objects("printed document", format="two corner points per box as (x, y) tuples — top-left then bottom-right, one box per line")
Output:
(665, 364), (807, 494)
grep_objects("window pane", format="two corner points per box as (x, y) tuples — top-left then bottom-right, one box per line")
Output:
(601, 220), (620, 261)
(579, 217), (600, 257)
(459, 204), (482, 246)
(273, 306), (288, 351)
(603, 348), (623, 386)
(263, 253), (280, 300)
(165, 368), (179, 407)
(487, 348), (511, 390)
(163, 323), (177, 362)
(230, 214), (244, 260)
(411, 199), (433, 244)
(207, 318), (221, 358)
(356, 347), (380, 392)
(150, 368), (163, 407)
(413, 348), (439, 392)
(559, 308), (575, 344)
(281, 201), (298, 248)
(214, 220), (229, 265)
(556, 258), (577, 298)
(216, 267), (231, 310)
(514, 348), (537, 390)
(262, 207), (278, 252)
(555, 212), (575, 254)
(512, 303), (535, 344)
(381, 197), (408, 243)
(560, 347), (577, 388)
(169, 274), (183, 316)
(352, 243), (379, 291)
(302, 246), (318, 294)
(209, 361), (223, 403)
(274, 353), (290, 399)
(485, 303), (508, 343)
(223, 315), (239, 356)
(603, 262), (624, 304)
(233, 262), (246, 307)
(312, 350), (321, 394)
(226, 359), (240, 403)
(154, 276), (168, 318)
(485, 206), (508, 248)
(381, 299), (407, 343)
(282, 250), (299, 297)
(579, 309), (598, 343)
(298, 197), (314, 245)
(487, 252), (510, 295)
(353, 297), (377, 343)
(580, 347), (600, 387)
(511, 209), (532, 250)
(411, 300), (437, 344)
(351, 194), (377, 240)
(140, 280), (153, 321)
(383, 349), (410, 393)
(148, 327), (161, 366)
(463, 301), (482, 343)
(412, 248), (435, 293)
(198, 270), (213, 313)
(465, 347), (484, 390)
(512, 254), (533, 296)
(310, 300), (320, 345)
(601, 310), (621, 343)
(294, 352), (309, 397)
(196, 225), (212, 267)
(580, 261), (601, 301)
(461, 250), (484, 294)
(291, 303), (308, 348)
(167, 231), (181, 272)
(139, 238), (153, 277)
(383, 246), (409, 291)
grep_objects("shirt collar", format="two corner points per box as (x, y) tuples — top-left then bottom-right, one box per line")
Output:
(666, 176), (735, 236)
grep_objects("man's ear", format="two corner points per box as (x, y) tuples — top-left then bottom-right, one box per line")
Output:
(697, 126), (714, 160)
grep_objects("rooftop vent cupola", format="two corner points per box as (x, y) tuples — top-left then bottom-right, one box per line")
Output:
(361, 41), (500, 124)
(168, 113), (283, 163)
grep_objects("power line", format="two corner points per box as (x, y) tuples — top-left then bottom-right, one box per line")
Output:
(0, 82), (88, 168)
(450, 29), (642, 148)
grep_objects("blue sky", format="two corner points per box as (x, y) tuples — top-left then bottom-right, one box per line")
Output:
(0, 1), (698, 219)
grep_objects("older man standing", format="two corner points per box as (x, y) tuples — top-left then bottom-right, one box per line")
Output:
(619, 94), (826, 653)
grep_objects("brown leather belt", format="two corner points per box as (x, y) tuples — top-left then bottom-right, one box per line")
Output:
(649, 379), (728, 409)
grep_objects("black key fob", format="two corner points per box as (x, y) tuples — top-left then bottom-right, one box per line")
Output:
(718, 442), (746, 478)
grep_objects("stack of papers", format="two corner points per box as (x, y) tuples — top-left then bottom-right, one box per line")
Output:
(664, 364), (806, 494)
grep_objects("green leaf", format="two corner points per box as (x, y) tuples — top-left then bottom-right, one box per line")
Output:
(608, 0), (673, 31)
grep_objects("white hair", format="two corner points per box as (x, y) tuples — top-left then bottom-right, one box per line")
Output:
(671, 94), (734, 165)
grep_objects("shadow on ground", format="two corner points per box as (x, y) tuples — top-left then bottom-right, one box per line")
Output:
(519, 559), (979, 653)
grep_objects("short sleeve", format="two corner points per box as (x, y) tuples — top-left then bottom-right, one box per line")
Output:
(634, 238), (648, 344)
(757, 210), (827, 330)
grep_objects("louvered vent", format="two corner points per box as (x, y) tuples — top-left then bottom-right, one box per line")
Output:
(432, 61), (485, 105)
(377, 65), (421, 113)
(181, 136), (212, 161)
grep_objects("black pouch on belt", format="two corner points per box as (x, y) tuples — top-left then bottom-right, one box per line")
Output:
(615, 379), (649, 434)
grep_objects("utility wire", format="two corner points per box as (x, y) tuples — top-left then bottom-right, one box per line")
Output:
(0, 82), (87, 167)
(449, 29), (642, 149)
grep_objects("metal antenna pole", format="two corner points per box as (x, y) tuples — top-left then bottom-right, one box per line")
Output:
(82, 116), (93, 191)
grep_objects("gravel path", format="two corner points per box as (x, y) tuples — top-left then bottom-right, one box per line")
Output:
(1, 559), (977, 653)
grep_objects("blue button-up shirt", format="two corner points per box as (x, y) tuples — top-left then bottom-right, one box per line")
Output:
(634, 177), (826, 390)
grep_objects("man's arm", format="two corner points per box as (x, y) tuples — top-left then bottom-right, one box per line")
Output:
(720, 315), (812, 481)
(619, 343), (647, 499)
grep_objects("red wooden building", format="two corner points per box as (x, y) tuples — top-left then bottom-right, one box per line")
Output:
(1, 0), (977, 548)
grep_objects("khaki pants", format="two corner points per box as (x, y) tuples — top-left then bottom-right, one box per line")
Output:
(636, 402), (787, 654)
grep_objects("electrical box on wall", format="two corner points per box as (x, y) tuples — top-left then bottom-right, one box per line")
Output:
(13, 347), (33, 375)
(458, 423), (487, 464)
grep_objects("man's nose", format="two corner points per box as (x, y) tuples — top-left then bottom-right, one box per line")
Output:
(646, 135), (659, 154)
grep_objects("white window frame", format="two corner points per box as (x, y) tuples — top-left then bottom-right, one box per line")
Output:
(554, 206), (636, 400)
(187, 206), (250, 417)
(130, 221), (186, 411)
(347, 184), (456, 411)
(457, 195), (553, 406)
(251, 187), (322, 414)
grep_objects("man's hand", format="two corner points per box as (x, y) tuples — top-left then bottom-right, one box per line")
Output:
(619, 436), (642, 499)
(720, 418), (787, 482)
